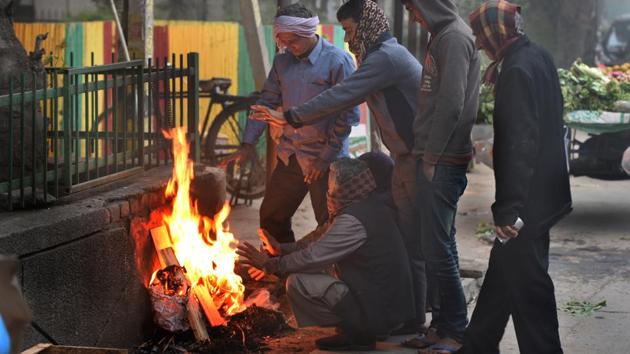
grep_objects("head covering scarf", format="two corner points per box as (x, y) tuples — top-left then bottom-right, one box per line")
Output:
(327, 164), (377, 218)
(349, 0), (390, 64)
(469, 1), (523, 86)
(273, 15), (320, 53)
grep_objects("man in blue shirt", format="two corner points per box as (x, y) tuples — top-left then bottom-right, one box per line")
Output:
(230, 3), (359, 243)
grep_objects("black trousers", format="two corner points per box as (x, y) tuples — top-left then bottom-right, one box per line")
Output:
(260, 155), (329, 243)
(461, 227), (563, 354)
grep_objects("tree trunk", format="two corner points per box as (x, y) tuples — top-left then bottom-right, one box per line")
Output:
(0, 0), (46, 193)
(527, 0), (600, 68)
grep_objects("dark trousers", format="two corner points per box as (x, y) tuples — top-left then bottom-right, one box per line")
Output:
(416, 161), (468, 341)
(260, 155), (329, 243)
(393, 177), (439, 328)
(461, 228), (563, 354)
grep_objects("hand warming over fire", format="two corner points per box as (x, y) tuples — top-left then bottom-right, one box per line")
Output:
(237, 241), (271, 270)
(247, 267), (267, 281)
(250, 105), (287, 128)
(258, 228), (282, 256)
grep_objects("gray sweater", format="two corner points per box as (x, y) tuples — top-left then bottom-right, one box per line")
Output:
(264, 214), (366, 275)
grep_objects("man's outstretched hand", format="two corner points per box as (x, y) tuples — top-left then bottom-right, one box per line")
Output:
(250, 105), (287, 128)
(237, 241), (270, 270)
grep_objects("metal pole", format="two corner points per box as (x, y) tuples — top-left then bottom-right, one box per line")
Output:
(394, 0), (404, 41)
(109, 0), (131, 62)
(187, 53), (201, 162)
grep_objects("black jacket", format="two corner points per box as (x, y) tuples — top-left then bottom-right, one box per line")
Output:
(492, 36), (572, 231)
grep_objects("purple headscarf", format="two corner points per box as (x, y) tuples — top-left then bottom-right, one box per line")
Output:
(273, 15), (319, 52)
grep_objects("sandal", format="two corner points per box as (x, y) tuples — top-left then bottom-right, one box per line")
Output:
(419, 340), (462, 354)
(401, 335), (435, 349)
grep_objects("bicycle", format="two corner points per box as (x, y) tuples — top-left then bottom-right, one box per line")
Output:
(198, 78), (267, 204)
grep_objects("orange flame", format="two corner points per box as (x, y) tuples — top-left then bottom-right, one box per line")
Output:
(161, 127), (245, 316)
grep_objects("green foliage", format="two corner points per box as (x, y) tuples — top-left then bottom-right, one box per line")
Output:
(558, 60), (629, 112)
(477, 82), (495, 124)
(561, 299), (607, 316)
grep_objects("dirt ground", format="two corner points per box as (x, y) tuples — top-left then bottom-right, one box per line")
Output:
(228, 163), (630, 353)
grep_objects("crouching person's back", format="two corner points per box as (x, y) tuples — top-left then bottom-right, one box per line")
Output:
(238, 158), (414, 351)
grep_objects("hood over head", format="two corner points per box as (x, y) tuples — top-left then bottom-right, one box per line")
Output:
(405, 0), (459, 34)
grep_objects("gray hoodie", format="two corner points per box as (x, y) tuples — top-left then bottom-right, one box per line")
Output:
(408, 0), (481, 165)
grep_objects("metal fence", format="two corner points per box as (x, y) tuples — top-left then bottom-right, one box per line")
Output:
(0, 52), (200, 210)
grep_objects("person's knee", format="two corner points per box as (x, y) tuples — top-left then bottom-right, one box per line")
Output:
(285, 274), (301, 299)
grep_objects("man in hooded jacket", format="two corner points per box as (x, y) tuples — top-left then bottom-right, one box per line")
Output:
(400, 0), (481, 352)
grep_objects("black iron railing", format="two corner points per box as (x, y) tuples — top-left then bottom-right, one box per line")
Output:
(0, 52), (200, 210)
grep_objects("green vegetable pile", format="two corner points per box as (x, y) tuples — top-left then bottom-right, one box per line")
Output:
(558, 60), (630, 113)
(475, 60), (630, 124)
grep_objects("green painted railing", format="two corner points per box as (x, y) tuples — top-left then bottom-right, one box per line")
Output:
(0, 52), (200, 210)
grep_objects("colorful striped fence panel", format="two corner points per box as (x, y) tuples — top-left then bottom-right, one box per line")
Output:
(13, 20), (367, 150)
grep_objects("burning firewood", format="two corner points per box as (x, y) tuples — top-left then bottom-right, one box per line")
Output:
(193, 282), (226, 327)
(149, 225), (215, 340)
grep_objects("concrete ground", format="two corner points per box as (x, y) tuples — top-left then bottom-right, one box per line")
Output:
(227, 164), (630, 353)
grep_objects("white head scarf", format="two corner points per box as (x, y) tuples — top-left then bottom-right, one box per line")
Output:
(273, 15), (319, 53)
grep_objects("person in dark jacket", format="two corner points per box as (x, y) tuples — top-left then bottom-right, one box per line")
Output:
(238, 158), (414, 351)
(400, 0), (481, 352)
(459, 2), (572, 353)
(252, 0), (432, 336)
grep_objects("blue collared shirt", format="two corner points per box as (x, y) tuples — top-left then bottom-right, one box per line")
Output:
(242, 36), (360, 172)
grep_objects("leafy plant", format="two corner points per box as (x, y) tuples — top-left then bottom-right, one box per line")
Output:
(476, 83), (495, 124)
(558, 60), (629, 112)
(561, 299), (607, 316)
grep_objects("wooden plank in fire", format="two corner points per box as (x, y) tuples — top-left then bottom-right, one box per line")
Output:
(150, 225), (180, 268)
(186, 293), (210, 341)
(193, 283), (226, 327)
(150, 226), (209, 340)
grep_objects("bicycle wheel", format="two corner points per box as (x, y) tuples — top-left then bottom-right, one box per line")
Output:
(204, 97), (267, 200)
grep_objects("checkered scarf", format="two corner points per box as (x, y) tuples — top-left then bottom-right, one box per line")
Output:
(469, 1), (522, 86)
(327, 167), (377, 218)
(349, 0), (390, 65)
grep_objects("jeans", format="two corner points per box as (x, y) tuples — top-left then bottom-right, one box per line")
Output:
(416, 161), (468, 341)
